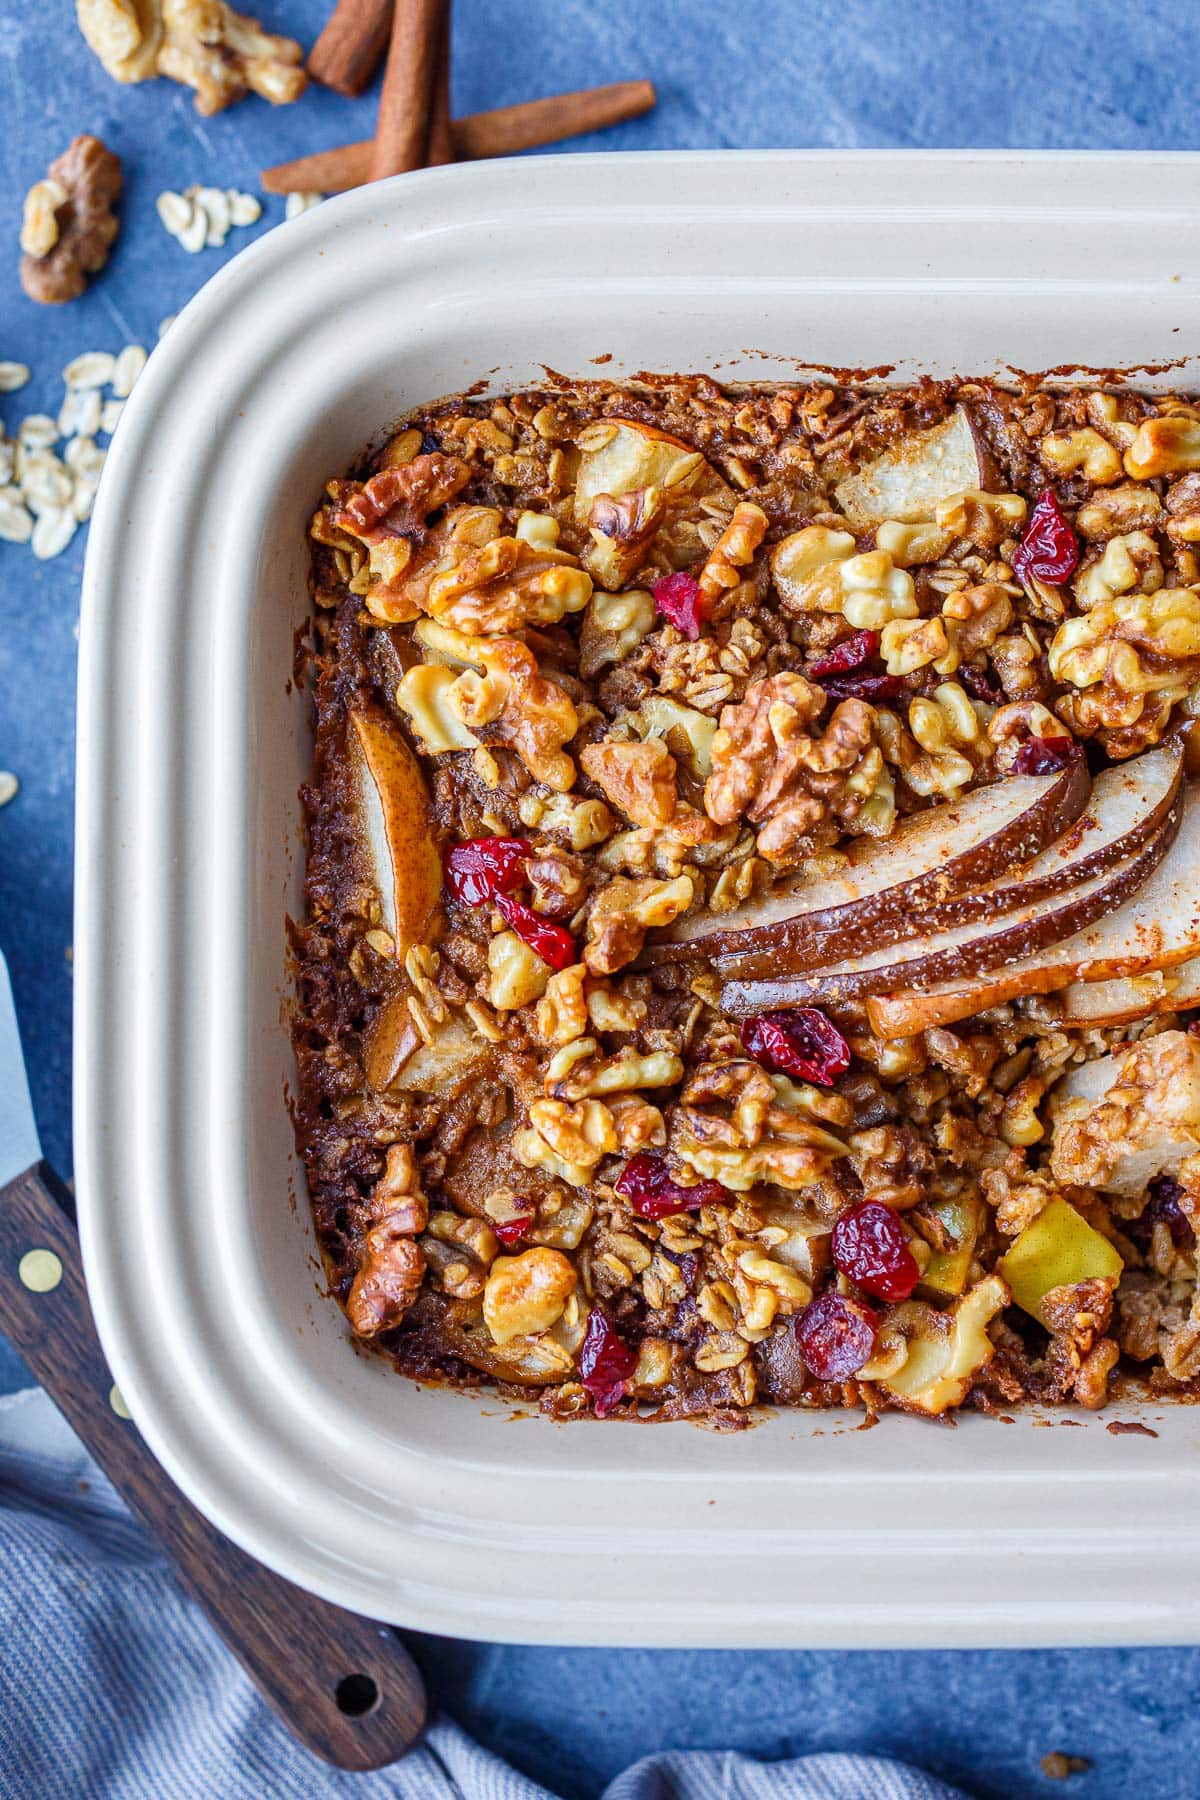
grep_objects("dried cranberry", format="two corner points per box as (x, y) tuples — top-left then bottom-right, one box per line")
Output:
(579, 1308), (637, 1416)
(1009, 735), (1081, 777)
(831, 1200), (920, 1302)
(1011, 490), (1079, 587)
(741, 1008), (851, 1087)
(615, 1151), (729, 1220)
(494, 893), (578, 970)
(959, 663), (1003, 703)
(808, 630), (880, 679)
(1146, 1177), (1194, 1247)
(794, 1291), (878, 1381)
(444, 836), (529, 907)
(492, 1215), (533, 1246)
(817, 672), (905, 702)
(653, 570), (705, 640)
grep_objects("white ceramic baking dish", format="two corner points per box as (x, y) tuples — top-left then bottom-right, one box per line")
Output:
(76, 151), (1200, 1647)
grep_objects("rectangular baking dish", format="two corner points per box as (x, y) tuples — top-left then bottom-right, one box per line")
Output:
(75, 151), (1200, 1647)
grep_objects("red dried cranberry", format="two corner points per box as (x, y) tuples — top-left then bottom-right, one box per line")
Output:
(494, 893), (578, 970)
(493, 1215), (533, 1246)
(794, 1291), (878, 1381)
(579, 1308), (637, 1416)
(959, 663), (1003, 703)
(615, 1151), (729, 1220)
(1009, 735), (1081, 777)
(444, 836), (529, 907)
(1147, 1177), (1194, 1247)
(1011, 490), (1079, 587)
(741, 1008), (851, 1087)
(831, 1200), (920, 1303)
(808, 630), (880, 679)
(817, 672), (905, 702)
(653, 571), (705, 640)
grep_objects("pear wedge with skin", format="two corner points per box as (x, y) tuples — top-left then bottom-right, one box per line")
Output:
(347, 706), (442, 960)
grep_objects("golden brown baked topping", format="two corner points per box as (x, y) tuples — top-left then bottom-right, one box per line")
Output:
(294, 372), (1200, 1423)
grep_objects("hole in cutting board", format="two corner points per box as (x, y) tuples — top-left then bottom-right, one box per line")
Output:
(335, 1673), (380, 1717)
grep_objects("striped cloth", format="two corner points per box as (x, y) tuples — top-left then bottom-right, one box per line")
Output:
(0, 1390), (963, 1800)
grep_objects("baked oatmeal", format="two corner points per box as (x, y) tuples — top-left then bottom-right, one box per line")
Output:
(291, 374), (1200, 1425)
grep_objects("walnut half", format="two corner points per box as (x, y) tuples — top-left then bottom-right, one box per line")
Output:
(77, 0), (307, 115)
(19, 136), (121, 306)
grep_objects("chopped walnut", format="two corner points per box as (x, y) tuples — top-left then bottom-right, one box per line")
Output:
(19, 137), (121, 306)
(1050, 586), (1200, 755)
(514, 1097), (618, 1186)
(346, 1145), (429, 1336)
(671, 1060), (849, 1193)
(398, 631), (580, 790)
(980, 1161), (1059, 1237)
(704, 673), (887, 863)
(535, 963), (589, 1047)
(1076, 483), (1163, 541)
(876, 682), (990, 800)
(697, 501), (768, 607)
(423, 519), (592, 635)
(78, 0), (307, 114)
(580, 737), (678, 828)
(483, 1247), (576, 1345)
(1124, 414), (1200, 480)
(583, 873), (693, 974)
(1074, 531), (1163, 610)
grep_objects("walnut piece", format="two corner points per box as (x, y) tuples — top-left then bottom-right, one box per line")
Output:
(483, 1248), (576, 1345)
(583, 873), (693, 974)
(77, 0), (307, 115)
(704, 672), (888, 862)
(1049, 586), (1200, 756)
(19, 136), (121, 306)
(346, 1145), (428, 1336)
(670, 1059), (849, 1193)
(580, 737), (678, 829)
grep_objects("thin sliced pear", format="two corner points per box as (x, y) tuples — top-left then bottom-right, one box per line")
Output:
(348, 706), (442, 958)
(655, 756), (1091, 970)
(868, 782), (1200, 1037)
(719, 801), (1177, 1015)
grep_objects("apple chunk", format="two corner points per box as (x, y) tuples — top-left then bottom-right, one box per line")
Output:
(347, 706), (442, 958)
(868, 781), (1200, 1037)
(833, 407), (996, 526)
(652, 755), (1090, 971)
(998, 1200), (1123, 1326)
(719, 800), (1177, 1015)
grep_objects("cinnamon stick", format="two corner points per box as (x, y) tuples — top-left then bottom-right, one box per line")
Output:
(307, 0), (394, 96)
(262, 79), (657, 194)
(370, 0), (445, 181)
(425, 2), (453, 167)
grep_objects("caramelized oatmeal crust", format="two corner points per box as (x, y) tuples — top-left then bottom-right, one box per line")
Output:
(292, 373), (1200, 1423)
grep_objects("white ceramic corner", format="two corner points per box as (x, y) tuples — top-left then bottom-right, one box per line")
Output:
(75, 152), (1200, 1647)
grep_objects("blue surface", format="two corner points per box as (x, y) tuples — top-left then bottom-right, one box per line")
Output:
(3, 2), (1200, 1795)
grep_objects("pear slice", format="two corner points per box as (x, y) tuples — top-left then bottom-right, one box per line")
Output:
(868, 779), (1200, 1038)
(1051, 955), (1200, 1029)
(347, 706), (442, 959)
(1050, 1031), (1200, 1199)
(834, 406), (996, 525)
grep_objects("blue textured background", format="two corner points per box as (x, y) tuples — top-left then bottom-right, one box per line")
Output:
(3, 3), (1200, 1795)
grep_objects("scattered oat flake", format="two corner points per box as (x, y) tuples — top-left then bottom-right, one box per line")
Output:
(0, 491), (34, 543)
(31, 508), (77, 560)
(111, 344), (146, 398)
(157, 315), (177, 339)
(99, 399), (124, 436)
(0, 363), (31, 393)
(285, 190), (324, 219)
(227, 189), (262, 227)
(19, 415), (58, 449)
(63, 351), (116, 390)
(0, 772), (17, 807)
(156, 191), (193, 234)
